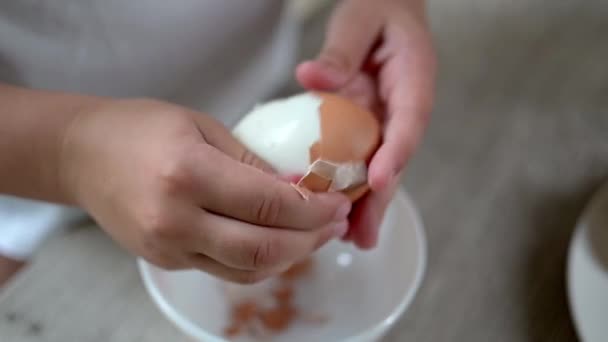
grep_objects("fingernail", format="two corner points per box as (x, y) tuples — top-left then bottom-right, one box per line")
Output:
(332, 220), (349, 238)
(333, 202), (352, 221)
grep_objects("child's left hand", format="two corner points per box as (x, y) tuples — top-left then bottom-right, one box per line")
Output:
(297, 0), (436, 249)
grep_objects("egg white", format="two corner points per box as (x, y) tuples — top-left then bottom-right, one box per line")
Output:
(232, 92), (322, 175)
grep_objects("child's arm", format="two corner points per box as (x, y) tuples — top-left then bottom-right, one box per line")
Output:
(0, 83), (350, 284)
(0, 83), (103, 203)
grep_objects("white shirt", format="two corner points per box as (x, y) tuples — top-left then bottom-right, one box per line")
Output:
(0, 0), (298, 259)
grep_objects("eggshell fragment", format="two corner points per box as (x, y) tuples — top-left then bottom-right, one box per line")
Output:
(259, 306), (297, 331)
(280, 257), (314, 282)
(222, 257), (320, 338)
(273, 285), (294, 305)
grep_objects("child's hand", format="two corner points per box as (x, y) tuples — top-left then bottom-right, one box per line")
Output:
(60, 99), (351, 283)
(297, 0), (436, 249)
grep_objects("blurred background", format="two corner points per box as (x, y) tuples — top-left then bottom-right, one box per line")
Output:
(1, 0), (607, 341)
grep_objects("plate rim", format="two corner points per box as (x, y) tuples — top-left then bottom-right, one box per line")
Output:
(566, 180), (608, 342)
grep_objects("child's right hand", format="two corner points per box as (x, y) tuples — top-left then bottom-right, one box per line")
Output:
(60, 99), (351, 283)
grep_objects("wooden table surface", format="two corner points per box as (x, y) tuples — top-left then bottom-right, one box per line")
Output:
(2, 1), (608, 341)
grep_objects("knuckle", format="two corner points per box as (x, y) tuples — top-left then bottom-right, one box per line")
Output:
(253, 188), (283, 226)
(239, 150), (259, 167)
(240, 150), (274, 173)
(248, 238), (282, 270)
(144, 253), (183, 271)
(142, 210), (169, 236)
(139, 205), (185, 241)
(156, 155), (192, 196)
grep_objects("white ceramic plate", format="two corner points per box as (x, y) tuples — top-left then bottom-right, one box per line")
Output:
(138, 189), (427, 342)
(567, 180), (608, 342)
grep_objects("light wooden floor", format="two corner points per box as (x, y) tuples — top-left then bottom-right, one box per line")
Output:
(2, 1), (608, 341)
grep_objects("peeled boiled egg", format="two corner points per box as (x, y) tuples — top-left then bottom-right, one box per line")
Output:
(232, 92), (380, 202)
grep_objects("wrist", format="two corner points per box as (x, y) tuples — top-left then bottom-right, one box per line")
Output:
(55, 99), (107, 206)
(0, 83), (106, 204)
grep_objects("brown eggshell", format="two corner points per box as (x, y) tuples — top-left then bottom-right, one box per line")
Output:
(259, 306), (297, 332)
(316, 92), (381, 163)
(297, 172), (331, 193)
(308, 141), (322, 162)
(342, 184), (370, 202)
(298, 92), (381, 202)
(280, 257), (314, 281)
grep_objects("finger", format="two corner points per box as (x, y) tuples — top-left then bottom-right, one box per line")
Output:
(348, 176), (399, 249)
(190, 114), (275, 173)
(194, 145), (351, 230)
(280, 173), (305, 184)
(368, 24), (436, 191)
(296, 1), (384, 90)
(195, 212), (346, 271)
(336, 72), (380, 112)
(188, 254), (277, 284)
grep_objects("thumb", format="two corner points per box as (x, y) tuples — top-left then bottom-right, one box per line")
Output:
(296, 1), (383, 90)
